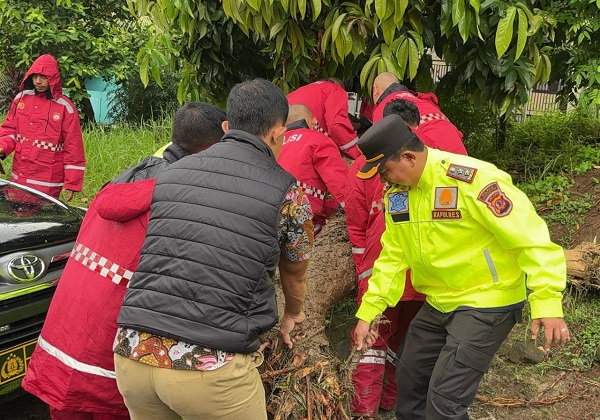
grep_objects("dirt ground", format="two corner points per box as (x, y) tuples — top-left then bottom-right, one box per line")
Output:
(547, 167), (600, 248)
(465, 168), (600, 420)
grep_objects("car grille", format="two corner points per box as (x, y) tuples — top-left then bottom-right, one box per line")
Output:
(0, 287), (55, 350)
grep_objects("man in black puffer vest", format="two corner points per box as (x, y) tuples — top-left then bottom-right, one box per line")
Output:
(114, 79), (314, 420)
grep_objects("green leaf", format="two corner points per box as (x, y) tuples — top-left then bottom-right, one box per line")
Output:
(528, 15), (543, 36)
(394, 0), (408, 25)
(396, 38), (409, 79)
(247, 0), (261, 12)
(377, 58), (387, 74)
(458, 7), (470, 42)
(407, 38), (419, 79)
(321, 23), (333, 51)
(375, 0), (387, 20)
(495, 6), (516, 58)
(331, 13), (347, 42)
(541, 54), (551, 83)
(298, 0), (307, 19)
(407, 30), (424, 52)
(451, 0), (465, 28)
(139, 55), (150, 87)
(381, 16), (396, 44)
(469, 0), (480, 14)
(360, 55), (380, 88)
(310, 0), (321, 22)
(504, 68), (517, 90)
(514, 9), (527, 62)
(269, 20), (286, 39)
(515, 2), (533, 21)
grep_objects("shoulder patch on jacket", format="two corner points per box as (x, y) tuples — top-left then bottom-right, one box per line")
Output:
(446, 164), (477, 183)
(477, 182), (513, 217)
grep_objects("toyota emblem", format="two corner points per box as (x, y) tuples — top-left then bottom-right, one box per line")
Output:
(7, 254), (45, 282)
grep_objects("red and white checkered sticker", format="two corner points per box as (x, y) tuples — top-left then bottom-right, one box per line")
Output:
(71, 242), (133, 287)
(370, 198), (384, 215)
(297, 181), (326, 200)
(33, 139), (63, 151)
(420, 113), (449, 124)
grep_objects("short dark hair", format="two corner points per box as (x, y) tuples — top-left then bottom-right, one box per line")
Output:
(226, 78), (288, 138)
(388, 133), (425, 161)
(171, 102), (226, 153)
(383, 99), (420, 128)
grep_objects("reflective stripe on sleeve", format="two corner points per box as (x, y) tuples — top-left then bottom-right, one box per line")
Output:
(64, 165), (85, 170)
(26, 179), (64, 188)
(339, 137), (358, 150)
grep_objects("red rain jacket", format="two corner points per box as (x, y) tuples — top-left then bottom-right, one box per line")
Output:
(21, 179), (156, 416)
(278, 124), (348, 235)
(0, 55), (85, 198)
(373, 90), (467, 155)
(287, 81), (360, 159)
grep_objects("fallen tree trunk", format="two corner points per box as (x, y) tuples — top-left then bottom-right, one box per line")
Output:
(263, 211), (357, 419)
(565, 242), (600, 290)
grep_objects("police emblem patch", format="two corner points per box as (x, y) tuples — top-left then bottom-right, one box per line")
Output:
(17, 101), (24, 110)
(52, 112), (61, 121)
(388, 191), (409, 222)
(446, 164), (477, 183)
(434, 187), (458, 209)
(477, 182), (513, 217)
(432, 186), (461, 219)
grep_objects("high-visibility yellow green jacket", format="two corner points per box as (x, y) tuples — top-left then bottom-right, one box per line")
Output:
(356, 147), (566, 323)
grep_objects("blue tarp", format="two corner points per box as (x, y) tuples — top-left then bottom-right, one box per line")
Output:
(84, 77), (118, 124)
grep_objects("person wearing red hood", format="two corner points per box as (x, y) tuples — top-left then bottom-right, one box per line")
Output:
(21, 102), (226, 420)
(287, 78), (361, 159)
(370, 72), (467, 156)
(278, 104), (349, 236)
(0, 54), (86, 201)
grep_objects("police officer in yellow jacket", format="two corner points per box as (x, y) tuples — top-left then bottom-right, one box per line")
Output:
(353, 114), (570, 420)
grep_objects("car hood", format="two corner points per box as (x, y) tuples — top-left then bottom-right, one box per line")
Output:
(0, 182), (84, 254)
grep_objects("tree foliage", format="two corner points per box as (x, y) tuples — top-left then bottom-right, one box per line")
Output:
(0, 0), (145, 112)
(131, 0), (560, 116)
(540, 0), (600, 108)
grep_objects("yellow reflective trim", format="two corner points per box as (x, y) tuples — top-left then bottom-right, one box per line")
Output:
(365, 153), (384, 163)
(357, 164), (380, 180)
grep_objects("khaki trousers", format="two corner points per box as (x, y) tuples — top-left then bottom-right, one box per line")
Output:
(114, 352), (267, 420)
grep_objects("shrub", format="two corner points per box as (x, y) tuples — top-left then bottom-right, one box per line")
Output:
(436, 89), (498, 159)
(109, 69), (181, 124)
(504, 111), (600, 181)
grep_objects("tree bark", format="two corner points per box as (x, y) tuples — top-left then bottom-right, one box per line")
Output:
(565, 242), (600, 289)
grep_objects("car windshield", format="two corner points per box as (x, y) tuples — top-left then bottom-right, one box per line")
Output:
(0, 182), (68, 220)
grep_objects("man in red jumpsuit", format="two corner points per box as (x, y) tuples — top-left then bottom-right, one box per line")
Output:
(0, 54), (85, 201)
(278, 104), (348, 236)
(347, 99), (467, 418)
(371, 72), (467, 155)
(287, 78), (361, 159)
(21, 103), (226, 420)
